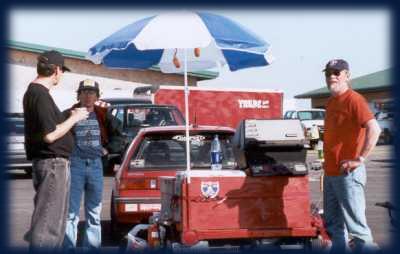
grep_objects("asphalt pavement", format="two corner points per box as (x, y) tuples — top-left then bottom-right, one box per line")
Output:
(6, 145), (394, 250)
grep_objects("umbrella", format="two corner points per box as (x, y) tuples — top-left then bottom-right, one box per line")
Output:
(87, 11), (273, 181)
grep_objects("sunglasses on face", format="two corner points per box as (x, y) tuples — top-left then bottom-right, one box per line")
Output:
(81, 90), (97, 95)
(325, 70), (342, 77)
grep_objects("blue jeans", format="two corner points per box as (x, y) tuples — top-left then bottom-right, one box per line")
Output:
(25, 158), (71, 251)
(323, 165), (375, 253)
(63, 156), (103, 249)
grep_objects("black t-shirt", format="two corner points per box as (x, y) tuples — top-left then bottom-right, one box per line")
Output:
(23, 83), (74, 160)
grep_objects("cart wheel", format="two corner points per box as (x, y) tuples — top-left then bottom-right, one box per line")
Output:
(306, 236), (331, 251)
(303, 237), (322, 251)
(311, 237), (323, 250)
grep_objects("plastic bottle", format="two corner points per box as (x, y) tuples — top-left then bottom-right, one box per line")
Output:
(210, 134), (222, 170)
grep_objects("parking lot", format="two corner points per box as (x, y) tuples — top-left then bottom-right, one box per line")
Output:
(6, 145), (394, 250)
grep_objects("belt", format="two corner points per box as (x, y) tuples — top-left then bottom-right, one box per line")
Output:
(36, 154), (69, 160)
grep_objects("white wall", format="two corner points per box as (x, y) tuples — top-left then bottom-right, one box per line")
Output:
(8, 64), (149, 112)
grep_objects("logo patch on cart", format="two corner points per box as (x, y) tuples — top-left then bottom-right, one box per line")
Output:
(201, 181), (220, 198)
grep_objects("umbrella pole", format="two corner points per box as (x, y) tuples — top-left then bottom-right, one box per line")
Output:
(184, 48), (191, 184)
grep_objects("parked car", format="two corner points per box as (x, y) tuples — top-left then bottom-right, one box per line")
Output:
(99, 98), (185, 174)
(101, 98), (185, 142)
(4, 113), (32, 175)
(110, 125), (237, 238)
(375, 111), (394, 144)
(283, 109), (325, 148)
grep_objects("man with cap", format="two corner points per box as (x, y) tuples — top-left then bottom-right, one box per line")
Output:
(23, 50), (89, 250)
(63, 79), (125, 249)
(322, 59), (381, 252)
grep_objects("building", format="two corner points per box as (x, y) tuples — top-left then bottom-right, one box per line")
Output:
(294, 68), (392, 112)
(7, 40), (218, 112)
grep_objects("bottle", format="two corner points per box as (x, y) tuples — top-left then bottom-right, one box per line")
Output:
(210, 134), (222, 170)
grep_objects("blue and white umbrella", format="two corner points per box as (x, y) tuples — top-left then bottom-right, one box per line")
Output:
(87, 11), (273, 179)
(88, 11), (273, 72)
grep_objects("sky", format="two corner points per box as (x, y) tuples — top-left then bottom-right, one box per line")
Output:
(8, 8), (391, 109)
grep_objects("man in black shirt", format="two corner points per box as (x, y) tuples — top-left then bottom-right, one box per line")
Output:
(23, 50), (89, 251)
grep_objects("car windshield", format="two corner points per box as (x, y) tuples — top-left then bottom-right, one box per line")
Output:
(298, 111), (325, 120)
(6, 118), (25, 135)
(130, 132), (237, 170)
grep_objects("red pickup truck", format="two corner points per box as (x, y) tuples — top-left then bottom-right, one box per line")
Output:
(110, 125), (236, 238)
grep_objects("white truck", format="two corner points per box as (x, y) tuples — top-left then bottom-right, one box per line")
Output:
(283, 109), (325, 149)
(375, 111), (394, 144)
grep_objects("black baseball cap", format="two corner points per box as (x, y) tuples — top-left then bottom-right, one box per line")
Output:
(37, 50), (71, 72)
(322, 59), (349, 72)
(77, 79), (100, 93)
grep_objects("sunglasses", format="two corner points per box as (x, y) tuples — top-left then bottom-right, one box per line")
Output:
(81, 90), (97, 95)
(324, 70), (342, 77)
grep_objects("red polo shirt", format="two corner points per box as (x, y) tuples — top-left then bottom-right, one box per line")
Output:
(323, 89), (374, 176)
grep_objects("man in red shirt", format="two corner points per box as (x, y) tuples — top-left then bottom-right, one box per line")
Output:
(322, 59), (381, 252)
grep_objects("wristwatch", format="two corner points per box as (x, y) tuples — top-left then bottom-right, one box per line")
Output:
(358, 156), (365, 163)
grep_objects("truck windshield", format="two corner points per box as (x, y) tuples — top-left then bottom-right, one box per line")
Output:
(130, 133), (237, 170)
(298, 111), (325, 120)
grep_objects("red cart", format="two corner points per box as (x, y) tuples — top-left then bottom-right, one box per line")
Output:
(125, 120), (331, 251)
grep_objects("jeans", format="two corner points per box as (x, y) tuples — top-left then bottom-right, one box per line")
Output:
(64, 156), (103, 249)
(323, 164), (375, 253)
(24, 158), (70, 251)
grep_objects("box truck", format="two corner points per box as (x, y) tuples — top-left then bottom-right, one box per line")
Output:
(151, 86), (283, 128)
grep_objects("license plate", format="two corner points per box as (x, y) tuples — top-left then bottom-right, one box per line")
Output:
(139, 204), (161, 211)
(125, 204), (138, 212)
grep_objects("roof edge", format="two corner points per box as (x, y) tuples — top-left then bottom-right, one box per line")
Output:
(295, 86), (391, 99)
(7, 40), (218, 80)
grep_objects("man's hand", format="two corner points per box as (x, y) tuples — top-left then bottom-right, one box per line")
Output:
(71, 107), (89, 122)
(102, 148), (109, 156)
(95, 100), (111, 108)
(44, 107), (89, 143)
(339, 159), (362, 174)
